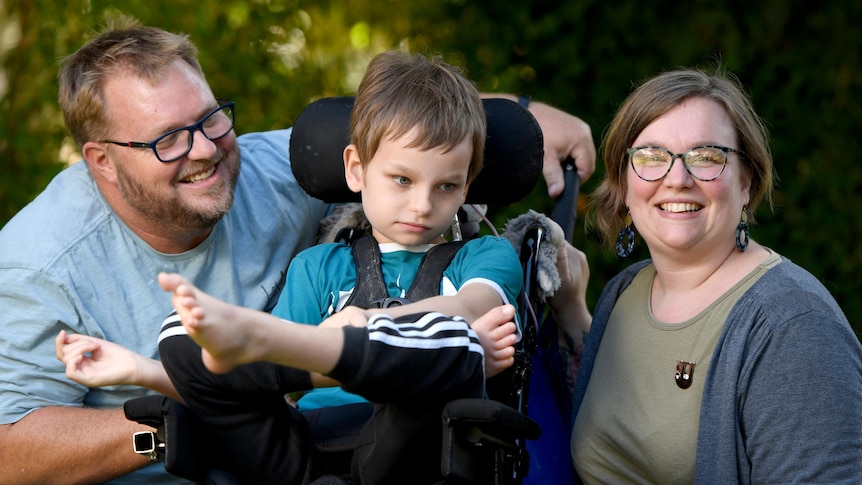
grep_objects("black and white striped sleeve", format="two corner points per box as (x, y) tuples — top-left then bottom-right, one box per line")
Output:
(328, 312), (485, 406)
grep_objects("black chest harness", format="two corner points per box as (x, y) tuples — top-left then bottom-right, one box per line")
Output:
(342, 235), (467, 309)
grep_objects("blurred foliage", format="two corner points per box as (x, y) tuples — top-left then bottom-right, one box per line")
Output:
(2, 0), (859, 334)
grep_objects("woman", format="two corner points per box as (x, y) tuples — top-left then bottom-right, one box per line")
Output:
(569, 67), (862, 483)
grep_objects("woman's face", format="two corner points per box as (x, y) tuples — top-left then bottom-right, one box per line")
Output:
(626, 97), (751, 260)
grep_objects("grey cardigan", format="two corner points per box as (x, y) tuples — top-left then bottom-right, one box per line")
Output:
(571, 258), (862, 484)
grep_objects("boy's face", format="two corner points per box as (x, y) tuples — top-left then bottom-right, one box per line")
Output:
(345, 128), (471, 246)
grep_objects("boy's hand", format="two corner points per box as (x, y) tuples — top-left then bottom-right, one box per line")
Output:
(322, 306), (370, 328)
(54, 330), (149, 388)
(470, 304), (518, 378)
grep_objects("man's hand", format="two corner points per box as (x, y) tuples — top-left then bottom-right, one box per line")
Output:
(528, 101), (596, 196)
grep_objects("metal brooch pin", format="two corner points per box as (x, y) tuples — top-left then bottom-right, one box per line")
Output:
(675, 360), (696, 389)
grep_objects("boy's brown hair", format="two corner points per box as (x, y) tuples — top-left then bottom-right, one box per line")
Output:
(349, 51), (486, 183)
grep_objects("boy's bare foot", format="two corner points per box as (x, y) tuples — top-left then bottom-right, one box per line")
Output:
(158, 272), (264, 374)
(470, 304), (518, 377)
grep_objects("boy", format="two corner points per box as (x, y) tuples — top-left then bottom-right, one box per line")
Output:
(272, 50), (526, 412)
(60, 51), (523, 483)
(159, 50), (523, 484)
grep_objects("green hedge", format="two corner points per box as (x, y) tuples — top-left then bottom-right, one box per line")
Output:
(2, 0), (859, 334)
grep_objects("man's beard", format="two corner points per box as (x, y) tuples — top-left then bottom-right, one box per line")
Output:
(115, 148), (241, 230)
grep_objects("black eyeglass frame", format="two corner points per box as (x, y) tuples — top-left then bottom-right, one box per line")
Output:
(626, 145), (738, 182)
(101, 101), (235, 163)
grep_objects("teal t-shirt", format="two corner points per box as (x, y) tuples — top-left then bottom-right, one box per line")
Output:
(272, 236), (523, 410)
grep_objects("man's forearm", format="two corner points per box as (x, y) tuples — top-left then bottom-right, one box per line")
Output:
(0, 406), (153, 485)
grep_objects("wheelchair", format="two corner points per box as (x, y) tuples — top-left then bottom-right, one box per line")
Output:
(125, 96), (579, 484)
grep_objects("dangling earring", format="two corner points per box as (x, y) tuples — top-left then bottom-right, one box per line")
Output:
(736, 206), (749, 252)
(616, 212), (636, 258)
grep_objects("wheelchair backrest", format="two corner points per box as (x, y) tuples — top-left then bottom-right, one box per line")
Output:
(289, 96), (544, 206)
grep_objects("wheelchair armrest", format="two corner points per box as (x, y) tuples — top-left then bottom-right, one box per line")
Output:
(442, 398), (542, 444)
(441, 398), (542, 482)
(125, 395), (236, 483)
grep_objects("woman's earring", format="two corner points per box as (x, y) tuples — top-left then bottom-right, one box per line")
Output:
(616, 212), (636, 258)
(736, 206), (750, 252)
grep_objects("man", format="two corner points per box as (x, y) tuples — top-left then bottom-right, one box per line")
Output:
(0, 18), (594, 484)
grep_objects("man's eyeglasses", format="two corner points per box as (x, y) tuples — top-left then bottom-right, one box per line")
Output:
(102, 101), (235, 163)
(627, 145), (738, 182)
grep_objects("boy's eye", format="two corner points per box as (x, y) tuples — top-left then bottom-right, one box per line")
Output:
(394, 176), (410, 186)
(439, 183), (456, 192)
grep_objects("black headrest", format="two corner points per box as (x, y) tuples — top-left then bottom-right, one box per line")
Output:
(289, 96), (543, 206)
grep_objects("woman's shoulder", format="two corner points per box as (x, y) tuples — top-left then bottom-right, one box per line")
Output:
(739, 255), (849, 327)
(751, 255), (833, 299)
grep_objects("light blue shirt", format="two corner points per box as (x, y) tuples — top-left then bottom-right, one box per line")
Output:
(0, 129), (327, 484)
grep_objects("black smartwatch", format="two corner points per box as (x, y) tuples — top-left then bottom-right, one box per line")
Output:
(133, 430), (165, 463)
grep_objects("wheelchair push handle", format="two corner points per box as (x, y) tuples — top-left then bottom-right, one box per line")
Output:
(550, 157), (580, 243)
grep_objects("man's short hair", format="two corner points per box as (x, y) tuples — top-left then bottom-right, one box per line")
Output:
(58, 16), (203, 149)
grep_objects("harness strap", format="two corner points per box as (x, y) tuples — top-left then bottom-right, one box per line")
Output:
(343, 235), (466, 309)
(344, 236), (387, 310)
(405, 240), (466, 302)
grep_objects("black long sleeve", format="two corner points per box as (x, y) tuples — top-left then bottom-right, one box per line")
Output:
(329, 312), (485, 405)
(326, 312), (485, 484)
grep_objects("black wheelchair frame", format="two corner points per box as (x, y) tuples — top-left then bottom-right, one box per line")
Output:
(125, 96), (579, 485)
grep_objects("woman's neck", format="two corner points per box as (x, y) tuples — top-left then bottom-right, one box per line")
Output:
(649, 242), (768, 323)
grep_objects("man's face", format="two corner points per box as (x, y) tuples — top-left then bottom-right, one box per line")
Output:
(99, 61), (240, 233)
